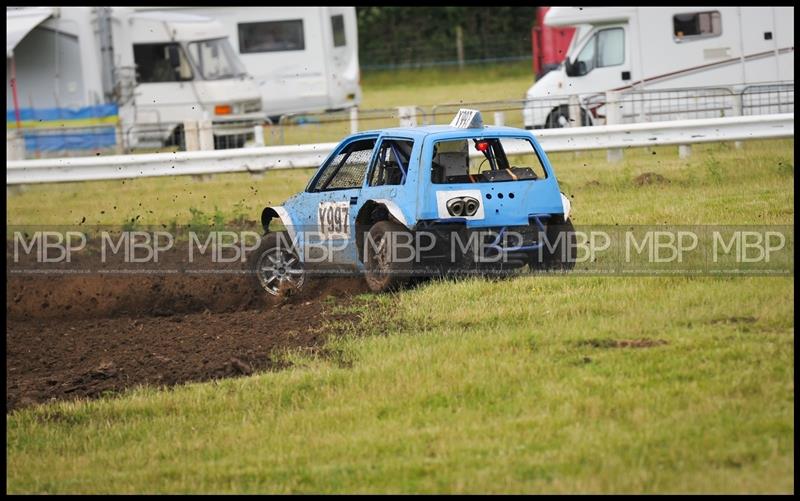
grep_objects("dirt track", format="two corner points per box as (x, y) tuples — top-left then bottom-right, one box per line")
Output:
(6, 271), (369, 412)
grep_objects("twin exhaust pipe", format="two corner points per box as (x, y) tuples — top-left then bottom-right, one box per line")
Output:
(446, 196), (480, 217)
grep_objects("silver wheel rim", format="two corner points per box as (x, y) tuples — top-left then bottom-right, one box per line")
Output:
(256, 247), (305, 296)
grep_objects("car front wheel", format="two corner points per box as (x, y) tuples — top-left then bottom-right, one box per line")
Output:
(248, 231), (305, 297)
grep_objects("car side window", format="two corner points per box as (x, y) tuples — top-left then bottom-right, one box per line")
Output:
(310, 138), (376, 192)
(368, 139), (414, 187)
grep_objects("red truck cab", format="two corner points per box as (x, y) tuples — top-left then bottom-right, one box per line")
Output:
(531, 6), (576, 80)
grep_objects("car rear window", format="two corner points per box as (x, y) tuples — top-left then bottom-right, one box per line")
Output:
(431, 137), (547, 184)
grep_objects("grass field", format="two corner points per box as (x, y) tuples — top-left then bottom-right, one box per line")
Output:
(5, 63), (794, 493)
(262, 61), (535, 146)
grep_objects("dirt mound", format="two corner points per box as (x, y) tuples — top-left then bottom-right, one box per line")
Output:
(6, 272), (370, 412)
(633, 172), (670, 186)
(577, 338), (668, 349)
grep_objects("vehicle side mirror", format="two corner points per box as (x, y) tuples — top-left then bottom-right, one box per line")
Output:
(574, 61), (588, 77)
(564, 59), (576, 77)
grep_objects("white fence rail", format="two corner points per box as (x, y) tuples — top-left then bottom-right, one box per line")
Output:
(6, 114), (793, 185)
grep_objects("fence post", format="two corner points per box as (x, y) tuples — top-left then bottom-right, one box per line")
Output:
(570, 95), (583, 158)
(678, 144), (692, 159)
(350, 106), (359, 134)
(605, 91), (624, 163)
(493, 111), (506, 126)
(568, 95), (581, 128)
(198, 120), (214, 151)
(253, 124), (265, 147)
(114, 123), (124, 154)
(732, 93), (744, 149)
(455, 26), (464, 70)
(183, 120), (199, 151)
(397, 106), (417, 127)
(6, 130), (25, 161)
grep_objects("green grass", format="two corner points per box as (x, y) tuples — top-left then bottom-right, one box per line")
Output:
(6, 277), (794, 493)
(5, 65), (794, 493)
(259, 61), (535, 146)
(360, 60), (535, 108)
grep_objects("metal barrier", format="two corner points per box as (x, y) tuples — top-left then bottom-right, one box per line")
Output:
(610, 87), (737, 123)
(7, 81), (794, 160)
(741, 82), (794, 115)
(434, 81), (794, 129)
(271, 107), (414, 146)
(7, 113), (793, 185)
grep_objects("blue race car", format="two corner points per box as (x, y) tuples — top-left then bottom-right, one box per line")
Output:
(251, 109), (576, 296)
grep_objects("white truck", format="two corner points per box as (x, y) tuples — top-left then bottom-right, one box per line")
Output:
(131, 7), (362, 121)
(523, 6), (794, 129)
(6, 6), (264, 150)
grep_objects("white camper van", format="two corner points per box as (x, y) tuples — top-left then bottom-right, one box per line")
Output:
(523, 6), (794, 129)
(132, 7), (362, 120)
(7, 7), (264, 150)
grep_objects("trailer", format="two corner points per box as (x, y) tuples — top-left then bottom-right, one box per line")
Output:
(523, 6), (794, 129)
(6, 6), (264, 152)
(132, 7), (362, 120)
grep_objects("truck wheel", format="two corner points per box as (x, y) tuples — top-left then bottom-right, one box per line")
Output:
(164, 124), (184, 149)
(248, 231), (305, 297)
(529, 219), (577, 272)
(544, 105), (591, 128)
(364, 220), (413, 293)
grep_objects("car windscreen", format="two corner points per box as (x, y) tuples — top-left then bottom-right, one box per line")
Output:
(431, 137), (547, 184)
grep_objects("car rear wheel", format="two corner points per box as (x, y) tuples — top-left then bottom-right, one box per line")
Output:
(529, 219), (577, 272)
(249, 232), (305, 297)
(364, 220), (413, 293)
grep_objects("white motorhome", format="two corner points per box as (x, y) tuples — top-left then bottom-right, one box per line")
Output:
(7, 6), (264, 150)
(523, 6), (794, 128)
(132, 7), (362, 120)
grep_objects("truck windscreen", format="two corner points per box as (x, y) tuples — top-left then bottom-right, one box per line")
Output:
(187, 38), (247, 80)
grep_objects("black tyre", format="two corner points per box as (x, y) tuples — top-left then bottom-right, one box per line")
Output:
(248, 231), (305, 297)
(164, 124), (184, 149)
(529, 219), (577, 272)
(544, 105), (591, 128)
(364, 220), (413, 293)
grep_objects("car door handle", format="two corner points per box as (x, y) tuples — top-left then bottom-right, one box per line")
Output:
(621, 71), (631, 81)
(350, 196), (358, 205)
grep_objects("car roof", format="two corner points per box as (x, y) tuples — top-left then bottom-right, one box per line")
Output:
(352, 124), (537, 141)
